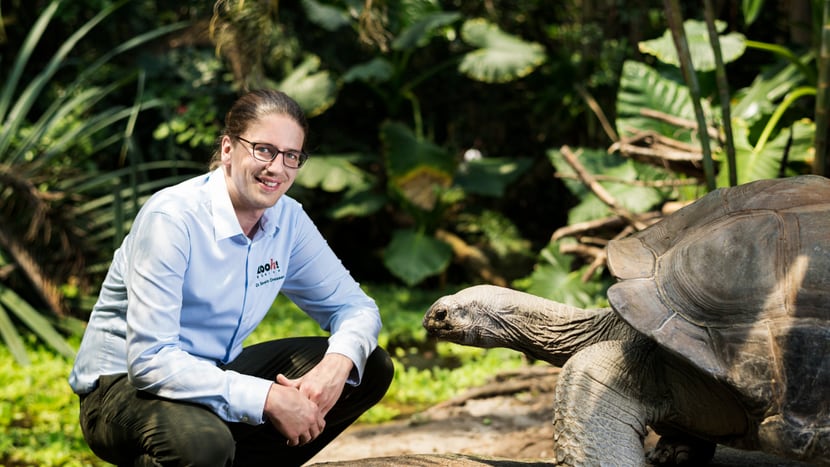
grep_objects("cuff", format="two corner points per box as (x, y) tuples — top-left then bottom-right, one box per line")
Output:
(225, 371), (273, 425)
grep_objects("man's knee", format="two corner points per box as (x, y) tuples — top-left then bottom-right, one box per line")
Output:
(154, 421), (235, 467)
(363, 347), (395, 399)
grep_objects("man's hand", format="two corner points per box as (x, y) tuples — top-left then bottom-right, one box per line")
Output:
(276, 353), (353, 417)
(263, 383), (325, 447)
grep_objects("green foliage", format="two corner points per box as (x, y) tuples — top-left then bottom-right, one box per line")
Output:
(742, 0), (766, 26)
(0, 343), (102, 466)
(458, 18), (547, 83)
(625, 18), (820, 184)
(0, 0), (190, 364)
(529, 7), (827, 309)
(638, 20), (746, 72)
(152, 95), (222, 149)
(289, 3), (546, 285)
(300, 0), (351, 31)
(273, 55), (339, 118)
(392, 11), (461, 50)
(616, 61), (701, 142)
(455, 210), (532, 260)
(548, 148), (672, 224)
(295, 153), (376, 194)
(383, 230), (453, 286)
(515, 242), (610, 309)
(718, 117), (815, 185)
(454, 157), (534, 197)
(0, 284), (76, 365)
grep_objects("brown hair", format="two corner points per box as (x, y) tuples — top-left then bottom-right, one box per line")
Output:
(208, 89), (308, 170)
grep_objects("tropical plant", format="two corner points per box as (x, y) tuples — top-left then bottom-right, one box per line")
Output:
(208, 0), (549, 286)
(292, 2), (544, 286)
(633, 17), (817, 185)
(520, 0), (826, 304)
(0, 0), (197, 364)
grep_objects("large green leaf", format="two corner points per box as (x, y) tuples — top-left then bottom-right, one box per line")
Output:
(294, 154), (387, 219)
(520, 241), (610, 308)
(730, 58), (809, 125)
(458, 18), (546, 83)
(638, 19), (747, 72)
(742, 0), (766, 26)
(0, 283), (75, 362)
(716, 118), (815, 186)
(380, 121), (455, 178)
(295, 154), (374, 192)
(454, 157), (533, 197)
(0, 0), (119, 157)
(392, 11), (461, 50)
(327, 188), (387, 218)
(0, 0), (59, 126)
(301, 0), (351, 31)
(548, 147), (670, 224)
(0, 302), (29, 365)
(383, 229), (452, 286)
(381, 122), (455, 211)
(616, 61), (708, 142)
(342, 57), (395, 84)
(275, 55), (338, 118)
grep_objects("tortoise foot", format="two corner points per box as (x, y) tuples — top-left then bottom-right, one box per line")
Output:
(646, 435), (716, 466)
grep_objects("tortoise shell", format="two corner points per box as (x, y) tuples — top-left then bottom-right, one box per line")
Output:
(605, 175), (829, 453)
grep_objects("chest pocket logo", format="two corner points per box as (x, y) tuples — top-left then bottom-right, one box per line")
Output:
(254, 258), (284, 287)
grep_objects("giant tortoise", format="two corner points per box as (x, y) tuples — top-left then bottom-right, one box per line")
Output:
(423, 175), (829, 466)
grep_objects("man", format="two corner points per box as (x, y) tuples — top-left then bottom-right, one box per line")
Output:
(69, 89), (394, 466)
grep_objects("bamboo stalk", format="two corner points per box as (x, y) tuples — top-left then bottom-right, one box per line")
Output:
(663, 0), (717, 191)
(814, 0), (830, 176)
(703, 0), (737, 186)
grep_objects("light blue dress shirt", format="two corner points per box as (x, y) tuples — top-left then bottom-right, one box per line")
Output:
(69, 168), (382, 425)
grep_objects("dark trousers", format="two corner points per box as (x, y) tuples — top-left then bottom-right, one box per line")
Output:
(78, 337), (394, 466)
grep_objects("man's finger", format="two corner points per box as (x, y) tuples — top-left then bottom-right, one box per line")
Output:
(275, 373), (295, 386)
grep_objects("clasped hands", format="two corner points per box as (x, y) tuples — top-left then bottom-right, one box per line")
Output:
(263, 353), (353, 447)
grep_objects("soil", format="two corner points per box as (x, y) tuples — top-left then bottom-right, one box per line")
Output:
(305, 366), (814, 467)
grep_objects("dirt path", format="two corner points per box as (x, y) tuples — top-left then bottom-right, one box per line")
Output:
(306, 367), (813, 467)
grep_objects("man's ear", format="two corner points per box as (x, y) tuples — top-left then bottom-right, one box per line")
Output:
(220, 135), (233, 164)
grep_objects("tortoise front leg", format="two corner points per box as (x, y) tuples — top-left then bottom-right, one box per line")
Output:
(552, 338), (663, 466)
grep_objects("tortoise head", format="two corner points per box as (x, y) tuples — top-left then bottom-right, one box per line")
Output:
(423, 284), (532, 348)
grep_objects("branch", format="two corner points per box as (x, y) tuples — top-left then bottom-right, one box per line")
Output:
(426, 367), (559, 411)
(559, 146), (648, 230)
(555, 172), (700, 188)
(638, 108), (721, 141)
(0, 217), (65, 316)
(575, 84), (618, 143)
(551, 215), (626, 242)
(435, 229), (508, 287)
(559, 243), (605, 259)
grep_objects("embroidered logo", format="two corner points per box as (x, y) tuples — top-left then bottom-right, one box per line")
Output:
(254, 258), (284, 287)
(256, 258), (281, 276)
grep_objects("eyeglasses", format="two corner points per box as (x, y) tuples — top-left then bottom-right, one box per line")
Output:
(234, 136), (309, 168)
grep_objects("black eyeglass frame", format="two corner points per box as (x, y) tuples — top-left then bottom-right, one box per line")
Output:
(234, 135), (309, 168)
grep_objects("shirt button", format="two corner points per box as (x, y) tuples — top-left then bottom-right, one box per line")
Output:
(242, 416), (249, 422)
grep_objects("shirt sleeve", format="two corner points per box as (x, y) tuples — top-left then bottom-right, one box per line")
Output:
(279, 210), (382, 385)
(124, 209), (272, 425)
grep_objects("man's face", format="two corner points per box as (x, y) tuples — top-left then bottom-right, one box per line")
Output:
(221, 113), (305, 217)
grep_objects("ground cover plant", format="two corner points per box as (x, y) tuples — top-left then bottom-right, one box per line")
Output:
(0, 284), (530, 466)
